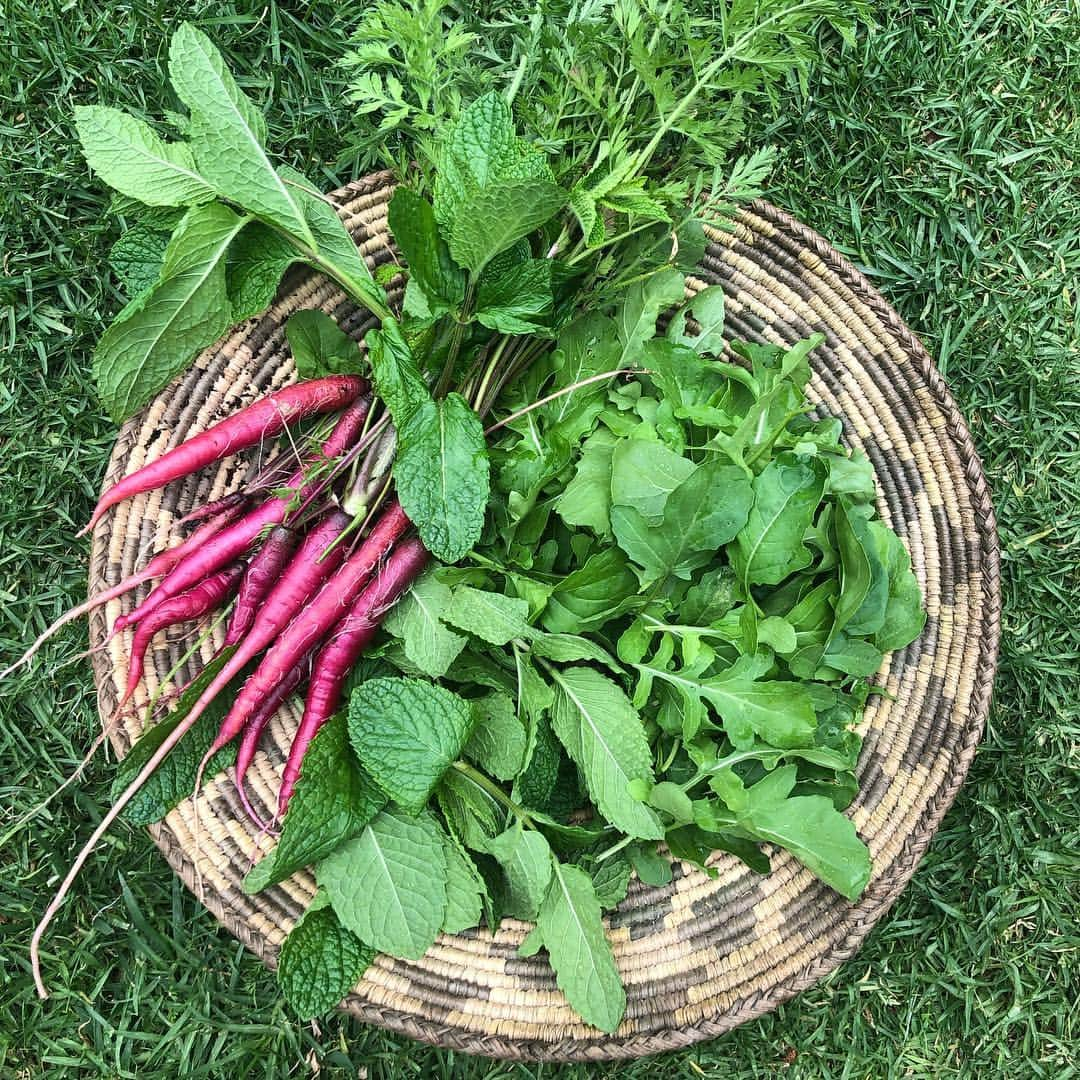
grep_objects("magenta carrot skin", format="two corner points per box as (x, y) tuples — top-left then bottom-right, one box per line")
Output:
(212, 501), (412, 762)
(113, 401), (371, 634)
(176, 491), (248, 527)
(279, 534), (429, 814)
(225, 526), (299, 646)
(82, 375), (369, 535)
(118, 564), (245, 708)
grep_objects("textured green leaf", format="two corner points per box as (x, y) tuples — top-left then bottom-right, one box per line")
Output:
(366, 317), (431, 429)
(226, 221), (299, 321)
(444, 586), (530, 645)
(318, 808), (448, 959)
(590, 854), (633, 908)
(383, 571), (467, 678)
(95, 201), (246, 421)
(396, 393), (490, 563)
(348, 677), (474, 813)
(548, 667), (663, 840)
(285, 310), (363, 379)
(447, 178), (565, 274)
(733, 453), (827, 585)
(437, 767), (505, 849)
(609, 438), (695, 524)
(278, 901), (374, 1019)
(112, 648), (239, 825)
(475, 259), (554, 334)
(482, 823), (553, 920)
(514, 713), (560, 811)
(466, 693), (528, 781)
(110, 225), (170, 295)
(536, 862), (625, 1032)
(612, 460), (753, 584)
(442, 836), (485, 933)
(75, 104), (216, 206)
(168, 23), (313, 244)
(244, 714), (385, 893)
(387, 186), (465, 309)
(556, 428), (616, 536)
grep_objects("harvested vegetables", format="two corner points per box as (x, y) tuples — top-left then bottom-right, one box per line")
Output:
(14, 7), (927, 1033)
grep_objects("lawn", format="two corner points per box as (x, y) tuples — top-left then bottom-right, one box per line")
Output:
(0, 1), (1076, 1077)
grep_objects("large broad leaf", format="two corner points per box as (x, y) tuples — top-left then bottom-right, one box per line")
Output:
(244, 714), (385, 893)
(168, 23), (313, 245)
(733, 453), (827, 585)
(75, 104), (216, 207)
(548, 667), (663, 840)
(94, 202), (247, 421)
(318, 808), (448, 960)
(348, 677), (474, 813)
(395, 393), (490, 563)
(383, 571), (467, 679)
(535, 862), (626, 1033)
(277, 897), (374, 1019)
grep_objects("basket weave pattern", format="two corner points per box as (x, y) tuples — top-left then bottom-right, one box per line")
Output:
(89, 173), (999, 1061)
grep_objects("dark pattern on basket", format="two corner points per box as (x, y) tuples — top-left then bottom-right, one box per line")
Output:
(88, 173), (1000, 1062)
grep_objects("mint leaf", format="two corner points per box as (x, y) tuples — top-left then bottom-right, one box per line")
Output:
(447, 178), (565, 275)
(383, 571), (467, 679)
(366, 318), (431, 429)
(733, 453), (827, 585)
(278, 900), (374, 1019)
(475, 259), (554, 335)
(529, 633), (620, 673)
(395, 393), (490, 563)
(348, 677), (474, 813)
(285, 310), (363, 379)
(548, 667), (663, 840)
(444, 586), (531, 645)
(441, 836), (485, 933)
(318, 808), (448, 960)
(612, 460), (753, 584)
(226, 222), (299, 320)
(168, 24), (313, 245)
(112, 648), (239, 825)
(590, 854), (633, 908)
(94, 202), (247, 421)
(244, 714), (385, 893)
(387, 186), (465, 310)
(482, 823), (553, 920)
(556, 428), (616, 537)
(110, 225), (170, 296)
(609, 438), (695, 524)
(537, 862), (625, 1033)
(74, 104), (216, 207)
(465, 692), (527, 781)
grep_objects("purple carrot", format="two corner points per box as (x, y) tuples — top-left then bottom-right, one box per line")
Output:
(81, 375), (368, 535)
(176, 491), (248, 527)
(118, 563), (245, 708)
(278, 534), (429, 814)
(225, 526), (299, 646)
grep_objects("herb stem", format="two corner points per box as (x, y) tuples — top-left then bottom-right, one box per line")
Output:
(452, 760), (532, 825)
(484, 368), (641, 435)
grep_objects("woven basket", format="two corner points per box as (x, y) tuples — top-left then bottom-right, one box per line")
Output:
(89, 172), (1000, 1062)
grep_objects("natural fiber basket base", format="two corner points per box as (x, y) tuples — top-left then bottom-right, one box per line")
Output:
(89, 173), (1000, 1062)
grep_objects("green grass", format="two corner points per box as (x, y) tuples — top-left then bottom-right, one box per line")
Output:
(1, 1), (1077, 1076)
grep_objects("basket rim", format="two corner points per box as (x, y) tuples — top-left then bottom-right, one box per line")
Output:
(90, 184), (1001, 1062)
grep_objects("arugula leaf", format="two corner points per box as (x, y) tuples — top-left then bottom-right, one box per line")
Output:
(348, 677), (474, 813)
(278, 897), (374, 1019)
(547, 666), (663, 840)
(838, 505), (890, 637)
(111, 648), (239, 825)
(318, 808), (448, 960)
(482, 823), (553, 920)
(617, 267), (685, 364)
(465, 692), (527, 781)
(94, 202), (247, 421)
(387, 186), (466, 311)
(395, 393), (490, 563)
(609, 438), (695, 524)
(285, 310), (363, 379)
(733, 453), (827, 585)
(540, 312), (622, 442)
(536, 861), (625, 1032)
(541, 548), (640, 634)
(667, 285), (726, 355)
(556, 428), (616, 537)
(443, 585), (531, 645)
(383, 571), (467, 678)
(75, 104), (216, 207)
(874, 526), (927, 651)
(168, 23), (314, 245)
(244, 714), (385, 893)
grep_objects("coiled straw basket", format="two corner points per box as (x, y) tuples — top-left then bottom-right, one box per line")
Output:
(89, 172), (1000, 1061)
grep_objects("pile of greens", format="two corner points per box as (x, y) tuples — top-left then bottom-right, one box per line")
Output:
(63, 3), (926, 1035)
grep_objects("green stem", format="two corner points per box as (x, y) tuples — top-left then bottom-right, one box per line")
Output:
(452, 760), (533, 826)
